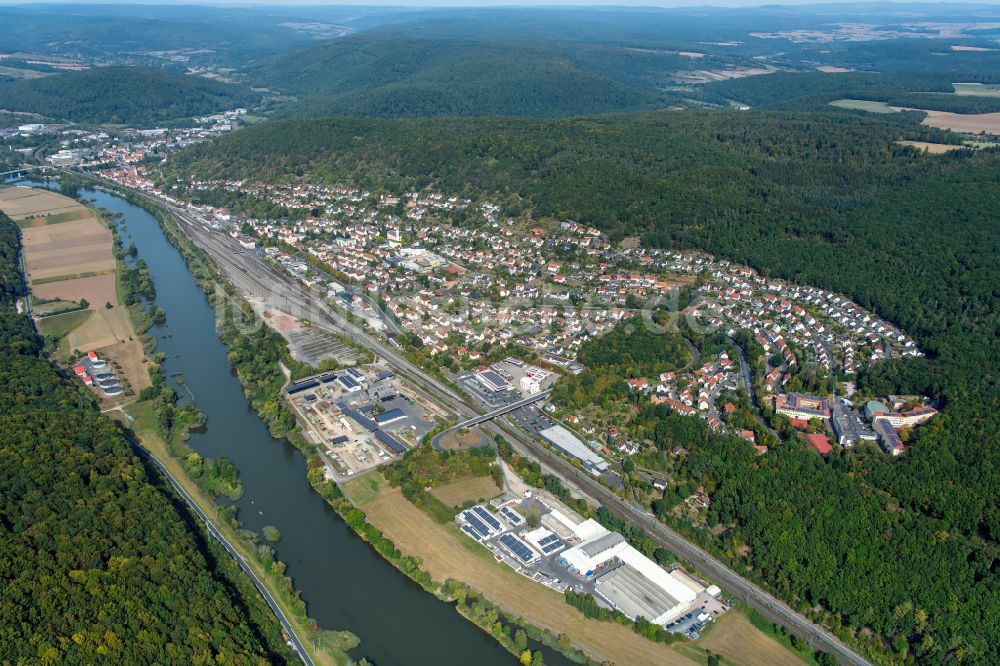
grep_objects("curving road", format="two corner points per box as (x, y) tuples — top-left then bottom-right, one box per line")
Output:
(81, 175), (869, 666)
(126, 425), (314, 665)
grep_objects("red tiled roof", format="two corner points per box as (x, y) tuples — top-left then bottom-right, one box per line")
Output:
(804, 433), (833, 455)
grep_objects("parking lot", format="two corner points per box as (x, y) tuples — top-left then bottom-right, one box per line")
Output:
(664, 593), (729, 638)
(508, 403), (555, 436)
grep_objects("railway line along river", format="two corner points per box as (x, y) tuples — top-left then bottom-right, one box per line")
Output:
(60, 183), (572, 666)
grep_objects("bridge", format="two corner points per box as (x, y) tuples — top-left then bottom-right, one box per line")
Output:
(432, 389), (552, 449)
(1, 167), (31, 183)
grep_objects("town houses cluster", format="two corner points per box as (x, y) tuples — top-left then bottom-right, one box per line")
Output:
(95, 171), (918, 375)
(91, 165), (935, 455)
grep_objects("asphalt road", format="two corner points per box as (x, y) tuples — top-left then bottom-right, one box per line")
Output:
(125, 436), (313, 666)
(96, 179), (869, 666)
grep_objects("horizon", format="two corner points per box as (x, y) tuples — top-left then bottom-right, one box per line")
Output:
(3, 0), (1000, 7)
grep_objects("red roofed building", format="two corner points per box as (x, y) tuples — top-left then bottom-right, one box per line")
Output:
(804, 433), (833, 456)
(788, 417), (811, 431)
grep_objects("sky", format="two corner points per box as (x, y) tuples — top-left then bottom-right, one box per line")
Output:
(1, 0), (996, 5)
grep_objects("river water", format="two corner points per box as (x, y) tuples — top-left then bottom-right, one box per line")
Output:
(56, 184), (573, 666)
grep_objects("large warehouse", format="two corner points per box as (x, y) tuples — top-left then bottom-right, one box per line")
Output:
(559, 521), (697, 624)
(539, 425), (609, 475)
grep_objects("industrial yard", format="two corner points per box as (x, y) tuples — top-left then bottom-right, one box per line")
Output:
(457, 489), (727, 639)
(286, 365), (444, 480)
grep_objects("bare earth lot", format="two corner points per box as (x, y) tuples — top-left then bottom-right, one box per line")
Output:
(437, 427), (487, 451)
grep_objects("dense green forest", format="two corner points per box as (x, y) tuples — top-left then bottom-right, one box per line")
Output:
(0, 211), (293, 663)
(253, 35), (670, 118)
(0, 66), (258, 125)
(161, 108), (1000, 662)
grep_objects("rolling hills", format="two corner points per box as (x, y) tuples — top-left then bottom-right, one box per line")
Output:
(253, 35), (673, 118)
(0, 66), (259, 125)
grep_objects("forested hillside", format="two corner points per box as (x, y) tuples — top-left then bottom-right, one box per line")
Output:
(0, 67), (258, 125)
(0, 212), (293, 663)
(160, 109), (1000, 662)
(253, 35), (669, 118)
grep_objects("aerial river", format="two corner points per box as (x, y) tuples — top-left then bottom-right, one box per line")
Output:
(48, 183), (573, 666)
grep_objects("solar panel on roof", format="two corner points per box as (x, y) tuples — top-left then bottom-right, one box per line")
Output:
(541, 539), (565, 555)
(499, 534), (536, 564)
(373, 429), (406, 454)
(288, 379), (320, 395)
(461, 512), (490, 538)
(461, 525), (482, 542)
(473, 506), (502, 532)
(499, 507), (524, 525)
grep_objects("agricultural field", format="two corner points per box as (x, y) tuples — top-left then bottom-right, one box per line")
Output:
(0, 186), (145, 395)
(952, 83), (1000, 97)
(828, 99), (898, 113)
(918, 109), (1000, 134)
(429, 475), (501, 507)
(32, 273), (117, 306)
(0, 186), (84, 219)
(896, 140), (967, 154)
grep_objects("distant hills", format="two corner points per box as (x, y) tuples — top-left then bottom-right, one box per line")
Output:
(253, 35), (675, 118)
(0, 67), (258, 126)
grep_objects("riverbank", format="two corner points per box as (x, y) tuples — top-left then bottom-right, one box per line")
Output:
(34, 180), (360, 666)
(110, 183), (588, 665)
(121, 400), (356, 666)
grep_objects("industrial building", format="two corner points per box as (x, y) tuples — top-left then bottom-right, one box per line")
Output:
(539, 425), (609, 475)
(557, 515), (698, 624)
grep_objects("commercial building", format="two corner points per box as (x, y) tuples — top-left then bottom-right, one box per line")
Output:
(539, 425), (609, 475)
(476, 369), (513, 392)
(595, 565), (689, 625)
(558, 520), (698, 625)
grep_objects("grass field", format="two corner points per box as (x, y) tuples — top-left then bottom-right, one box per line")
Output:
(952, 82), (1000, 97)
(35, 308), (93, 339)
(430, 475), (502, 507)
(829, 99), (899, 113)
(437, 427), (486, 451)
(698, 610), (808, 666)
(65, 306), (133, 352)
